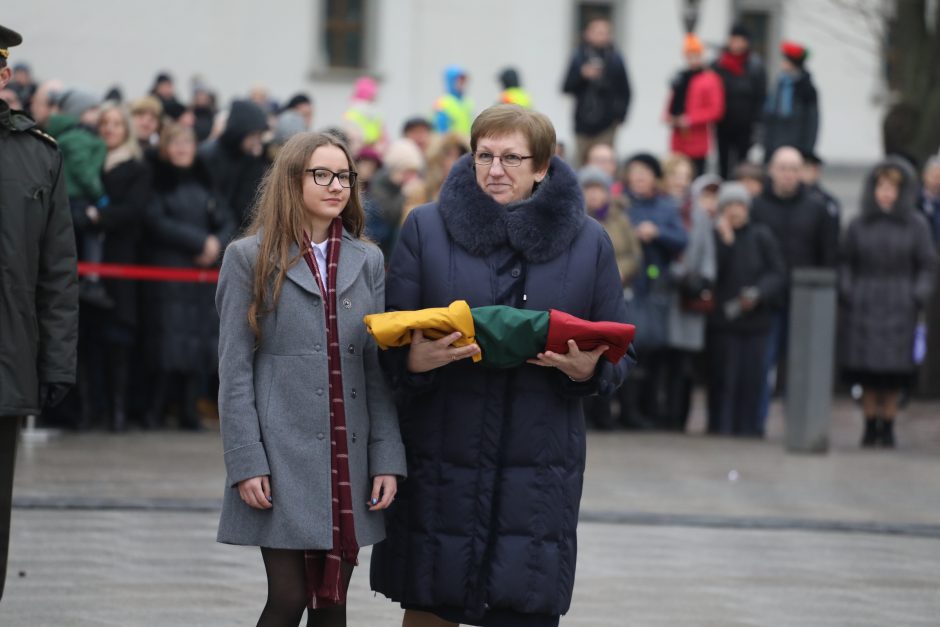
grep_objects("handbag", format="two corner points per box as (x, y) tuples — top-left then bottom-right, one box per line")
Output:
(677, 273), (715, 314)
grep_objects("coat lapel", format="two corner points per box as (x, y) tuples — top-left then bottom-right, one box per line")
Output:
(284, 242), (321, 297)
(336, 232), (366, 296)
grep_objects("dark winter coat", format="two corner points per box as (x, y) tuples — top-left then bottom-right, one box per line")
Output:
(143, 159), (236, 373)
(918, 189), (940, 245)
(0, 101), (78, 416)
(82, 156), (151, 337)
(751, 182), (836, 300)
(198, 100), (268, 228)
(562, 44), (632, 135)
(363, 168), (405, 258)
(708, 222), (786, 335)
(713, 50), (766, 132)
(625, 191), (688, 299)
(763, 70), (819, 158)
(839, 158), (938, 374)
(370, 155), (633, 620)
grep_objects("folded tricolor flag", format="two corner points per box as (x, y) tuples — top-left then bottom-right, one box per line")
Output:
(364, 301), (635, 368)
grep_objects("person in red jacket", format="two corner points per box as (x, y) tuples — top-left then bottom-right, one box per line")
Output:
(665, 33), (725, 176)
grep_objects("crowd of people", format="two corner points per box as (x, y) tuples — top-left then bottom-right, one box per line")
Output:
(2, 17), (937, 448)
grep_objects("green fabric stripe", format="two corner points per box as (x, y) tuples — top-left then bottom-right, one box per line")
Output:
(471, 306), (550, 369)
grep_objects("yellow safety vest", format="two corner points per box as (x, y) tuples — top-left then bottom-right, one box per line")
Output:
(434, 94), (474, 136)
(500, 87), (533, 109)
(344, 107), (383, 146)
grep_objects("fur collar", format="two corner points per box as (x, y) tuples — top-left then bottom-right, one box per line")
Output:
(437, 154), (585, 263)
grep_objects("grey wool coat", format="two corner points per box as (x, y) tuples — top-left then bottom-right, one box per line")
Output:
(215, 231), (407, 549)
(839, 157), (938, 374)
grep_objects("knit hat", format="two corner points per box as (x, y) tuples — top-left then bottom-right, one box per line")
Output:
(683, 33), (704, 56)
(625, 152), (663, 179)
(272, 110), (307, 145)
(577, 166), (613, 190)
(781, 41), (809, 68)
(130, 95), (163, 118)
(352, 76), (378, 102)
(730, 23), (751, 40)
(58, 88), (100, 119)
(356, 146), (383, 167)
(717, 182), (751, 212)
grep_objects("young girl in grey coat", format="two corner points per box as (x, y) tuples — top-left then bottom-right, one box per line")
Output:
(215, 132), (406, 626)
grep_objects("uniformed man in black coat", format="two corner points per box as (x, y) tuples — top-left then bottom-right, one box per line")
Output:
(0, 23), (79, 600)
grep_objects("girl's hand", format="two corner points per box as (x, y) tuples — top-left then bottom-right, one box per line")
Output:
(369, 475), (398, 511)
(527, 339), (607, 382)
(406, 329), (480, 373)
(237, 475), (272, 510)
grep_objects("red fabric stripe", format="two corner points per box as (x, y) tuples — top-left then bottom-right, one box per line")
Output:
(77, 262), (219, 283)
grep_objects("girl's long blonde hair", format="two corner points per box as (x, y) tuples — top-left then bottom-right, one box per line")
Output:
(245, 132), (364, 341)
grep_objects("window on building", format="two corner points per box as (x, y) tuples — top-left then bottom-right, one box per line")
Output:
(324, 0), (366, 69)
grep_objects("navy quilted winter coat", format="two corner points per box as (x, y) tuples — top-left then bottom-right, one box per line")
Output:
(370, 155), (633, 621)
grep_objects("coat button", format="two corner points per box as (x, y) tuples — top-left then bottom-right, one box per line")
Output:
(352, 432), (357, 443)
(312, 300), (320, 307)
(314, 343), (322, 351)
(343, 298), (352, 309)
(351, 388), (358, 399)
(511, 268), (521, 278)
(317, 432), (325, 440)
(347, 344), (355, 354)
(316, 388), (324, 396)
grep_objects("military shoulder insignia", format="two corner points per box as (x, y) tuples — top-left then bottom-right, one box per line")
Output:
(26, 126), (58, 147)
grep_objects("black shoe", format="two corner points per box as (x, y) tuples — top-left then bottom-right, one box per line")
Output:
(878, 419), (896, 449)
(79, 281), (115, 309)
(861, 417), (878, 447)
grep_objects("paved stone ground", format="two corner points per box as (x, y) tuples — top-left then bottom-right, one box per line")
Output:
(3, 394), (939, 625)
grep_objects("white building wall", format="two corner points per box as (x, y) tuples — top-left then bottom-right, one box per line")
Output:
(4, 0), (884, 164)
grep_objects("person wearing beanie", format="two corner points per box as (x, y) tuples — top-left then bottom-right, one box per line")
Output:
(497, 67), (533, 109)
(563, 16), (632, 165)
(344, 76), (387, 152)
(363, 138), (425, 257)
(400, 116), (432, 153)
(151, 71), (185, 120)
(665, 33), (725, 177)
(713, 23), (767, 178)
(706, 181), (786, 436)
(198, 99), (269, 227)
(579, 165), (641, 428)
(801, 150), (842, 242)
(621, 152), (688, 428)
(763, 40), (819, 160)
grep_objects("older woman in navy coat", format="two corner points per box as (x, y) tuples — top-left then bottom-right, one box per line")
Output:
(370, 105), (633, 626)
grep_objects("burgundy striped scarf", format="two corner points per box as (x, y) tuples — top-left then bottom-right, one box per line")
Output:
(301, 217), (359, 608)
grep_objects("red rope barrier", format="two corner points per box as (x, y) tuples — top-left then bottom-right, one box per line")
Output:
(77, 262), (220, 283)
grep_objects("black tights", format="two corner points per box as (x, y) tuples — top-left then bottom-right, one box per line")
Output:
(258, 548), (353, 627)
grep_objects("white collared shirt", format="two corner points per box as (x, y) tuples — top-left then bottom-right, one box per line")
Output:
(311, 239), (329, 284)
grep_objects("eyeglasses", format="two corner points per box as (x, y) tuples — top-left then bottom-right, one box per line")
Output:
(305, 168), (358, 188)
(474, 152), (534, 167)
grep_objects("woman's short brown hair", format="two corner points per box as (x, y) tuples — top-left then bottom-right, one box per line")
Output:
(470, 104), (556, 171)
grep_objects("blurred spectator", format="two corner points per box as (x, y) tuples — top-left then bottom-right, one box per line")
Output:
(248, 84), (277, 116)
(662, 153), (695, 204)
(355, 146), (383, 193)
(0, 86), (20, 109)
(401, 116), (432, 153)
(266, 109), (306, 162)
(584, 142), (621, 195)
(918, 156), (940, 244)
(9, 61), (35, 108)
(344, 76), (387, 152)
(46, 89), (112, 309)
(752, 146), (836, 432)
(433, 65), (474, 136)
(130, 95), (163, 153)
(713, 24), (766, 178)
(734, 160), (764, 198)
(562, 16), (632, 165)
(579, 165), (641, 429)
(665, 34), (725, 177)
(143, 123), (235, 430)
(402, 131), (469, 221)
(840, 158), (937, 448)
(665, 173), (720, 432)
(150, 71), (185, 120)
(30, 78), (63, 128)
(364, 138), (424, 257)
(191, 83), (217, 143)
(763, 42), (818, 161)
(283, 92), (314, 130)
(622, 152), (688, 428)
(198, 99), (268, 228)
(497, 67), (533, 108)
(802, 150), (841, 237)
(707, 182), (785, 436)
(76, 102), (150, 431)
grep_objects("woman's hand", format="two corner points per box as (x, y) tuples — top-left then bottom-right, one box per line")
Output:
(369, 475), (398, 511)
(406, 329), (480, 373)
(237, 475), (272, 510)
(195, 235), (222, 267)
(527, 339), (608, 382)
(636, 221), (660, 243)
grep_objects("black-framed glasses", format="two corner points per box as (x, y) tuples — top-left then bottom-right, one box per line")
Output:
(305, 168), (358, 188)
(474, 152), (534, 167)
